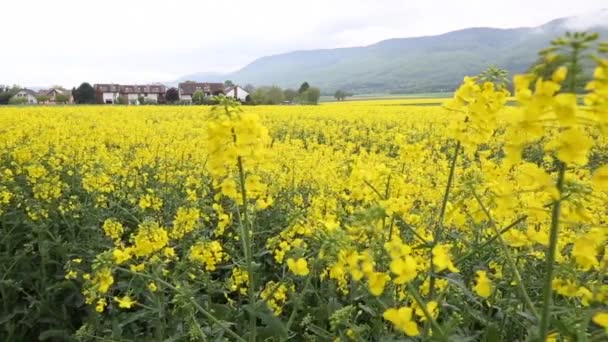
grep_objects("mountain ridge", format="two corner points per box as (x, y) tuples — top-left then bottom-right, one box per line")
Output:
(178, 11), (608, 94)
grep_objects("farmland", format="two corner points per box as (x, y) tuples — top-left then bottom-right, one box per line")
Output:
(2, 38), (608, 341)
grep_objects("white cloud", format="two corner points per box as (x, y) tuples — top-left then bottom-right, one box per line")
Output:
(1, 0), (605, 87)
(563, 9), (608, 29)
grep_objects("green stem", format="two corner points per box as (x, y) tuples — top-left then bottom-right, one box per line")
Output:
(116, 267), (246, 342)
(407, 283), (446, 341)
(286, 274), (312, 331)
(471, 189), (539, 319)
(538, 162), (566, 340)
(236, 156), (257, 342)
(455, 215), (528, 264)
(430, 141), (460, 299)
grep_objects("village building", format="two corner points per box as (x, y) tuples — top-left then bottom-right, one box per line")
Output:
(178, 82), (225, 102)
(13, 89), (38, 104)
(94, 84), (120, 104)
(37, 88), (73, 104)
(224, 85), (250, 102)
(94, 84), (166, 104)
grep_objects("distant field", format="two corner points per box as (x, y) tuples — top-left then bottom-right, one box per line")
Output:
(319, 92), (453, 103)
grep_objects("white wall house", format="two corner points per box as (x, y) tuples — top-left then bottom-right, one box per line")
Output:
(224, 86), (249, 102)
(179, 94), (192, 102)
(178, 82), (225, 102)
(102, 92), (119, 103)
(94, 84), (166, 104)
(14, 89), (38, 104)
(143, 93), (159, 103)
(95, 84), (120, 104)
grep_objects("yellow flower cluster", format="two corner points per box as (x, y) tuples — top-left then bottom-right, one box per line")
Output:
(260, 281), (294, 316)
(188, 240), (226, 271)
(226, 267), (249, 295)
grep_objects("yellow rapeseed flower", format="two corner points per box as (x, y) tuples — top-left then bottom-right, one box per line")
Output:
(383, 307), (419, 336)
(114, 295), (137, 309)
(473, 270), (492, 299)
(287, 257), (310, 276)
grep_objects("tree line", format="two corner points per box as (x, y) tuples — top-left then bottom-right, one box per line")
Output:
(1, 81), (325, 106)
(245, 82), (321, 105)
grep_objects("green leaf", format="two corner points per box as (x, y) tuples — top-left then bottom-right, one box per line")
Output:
(482, 323), (501, 342)
(38, 329), (69, 341)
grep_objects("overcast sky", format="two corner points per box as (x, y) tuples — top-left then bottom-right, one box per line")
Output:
(2, 0), (606, 87)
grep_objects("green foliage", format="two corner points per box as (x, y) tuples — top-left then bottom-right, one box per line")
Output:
(300, 87), (321, 105)
(0, 181), (105, 341)
(250, 86), (285, 104)
(117, 95), (128, 105)
(192, 90), (205, 104)
(138, 95), (145, 105)
(530, 32), (599, 93)
(0, 85), (20, 105)
(55, 93), (69, 104)
(166, 87), (179, 103)
(74, 83), (95, 104)
(283, 88), (298, 103)
(334, 90), (352, 101)
(224, 80), (234, 87)
(478, 65), (509, 89)
(298, 82), (310, 94)
(37, 94), (51, 104)
(8, 96), (27, 105)
(266, 86), (285, 104)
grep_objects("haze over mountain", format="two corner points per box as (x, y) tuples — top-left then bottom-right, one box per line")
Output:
(178, 11), (608, 94)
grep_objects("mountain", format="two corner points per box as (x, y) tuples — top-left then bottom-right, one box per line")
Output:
(179, 11), (608, 94)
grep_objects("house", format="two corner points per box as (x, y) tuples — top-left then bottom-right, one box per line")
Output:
(178, 82), (225, 102)
(119, 85), (141, 104)
(137, 84), (166, 104)
(94, 84), (167, 104)
(224, 85), (249, 102)
(37, 88), (73, 104)
(94, 84), (120, 104)
(13, 89), (38, 104)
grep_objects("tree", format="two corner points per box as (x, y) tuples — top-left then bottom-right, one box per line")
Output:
(192, 90), (205, 105)
(117, 96), (128, 105)
(55, 94), (69, 104)
(266, 86), (284, 104)
(298, 82), (310, 94)
(224, 80), (234, 87)
(0, 85), (20, 105)
(244, 95), (252, 104)
(283, 88), (298, 103)
(244, 84), (255, 93)
(138, 95), (145, 105)
(334, 90), (352, 101)
(301, 87), (321, 104)
(8, 96), (27, 105)
(73, 82), (95, 104)
(250, 88), (267, 104)
(36, 95), (50, 104)
(166, 87), (179, 103)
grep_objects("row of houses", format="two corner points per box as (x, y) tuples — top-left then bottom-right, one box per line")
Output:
(94, 82), (249, 104)
(11, 82), (250, 105)
(13, 88), (74, 104)
(94, 84), (167, 104)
